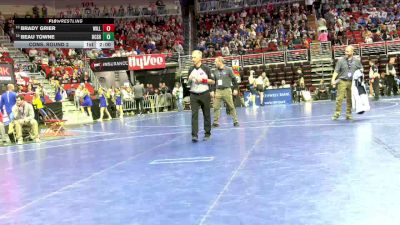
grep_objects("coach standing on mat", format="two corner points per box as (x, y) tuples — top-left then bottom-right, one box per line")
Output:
(331, 45), (363, 120)
(212, 56), (239, 127)
(188, 50), (215, 142)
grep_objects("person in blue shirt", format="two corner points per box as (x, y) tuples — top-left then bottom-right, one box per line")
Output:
(0, 84), (17, 116)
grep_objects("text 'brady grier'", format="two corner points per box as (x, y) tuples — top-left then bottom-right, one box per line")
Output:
(19, 26), (56, 31)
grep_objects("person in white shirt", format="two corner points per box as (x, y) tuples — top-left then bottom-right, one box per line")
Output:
(280, 80), (291, 88)
(172, 82), (184, 111)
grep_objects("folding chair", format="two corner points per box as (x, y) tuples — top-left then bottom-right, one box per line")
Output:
(41, 108), (68, 136)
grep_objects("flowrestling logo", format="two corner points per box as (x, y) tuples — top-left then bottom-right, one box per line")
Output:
(128, 54), (166, 70)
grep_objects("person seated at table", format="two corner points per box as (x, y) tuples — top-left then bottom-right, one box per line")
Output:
(11, 95), (40, 144)
(279, 80), (291, 88)
(315, 79), (329, 100)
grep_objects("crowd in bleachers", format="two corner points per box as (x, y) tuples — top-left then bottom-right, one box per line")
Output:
(195, 0), (400, 58)
(57, 0), (179, 18)
(113, 16), (184, 54)
(196, 2), (315, 57)
(316, 0), (400, 45)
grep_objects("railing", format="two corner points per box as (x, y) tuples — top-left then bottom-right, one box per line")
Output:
(196, 0), (303, 13)
(122, 94), (173, 112)
(333, 44), (360, 59)
(264, 51), (286, 64)
(178, 41), (400, 71)
(286, 49), (308, 63)
(164, 52), (180, 64)
(84, 64), (103, 91)
(58, 5), (181, 18)
(386, 40), (400, 55)
(360, 42), (386, 56)
(310, 42), (332, 61)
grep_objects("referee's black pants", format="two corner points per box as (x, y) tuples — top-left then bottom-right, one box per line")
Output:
(190, 91), (211, 138)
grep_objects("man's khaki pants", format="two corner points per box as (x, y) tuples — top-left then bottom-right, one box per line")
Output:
(213, 88), (239, 124)
(14, 119), (39, 141)
(335, 80), (352, 116)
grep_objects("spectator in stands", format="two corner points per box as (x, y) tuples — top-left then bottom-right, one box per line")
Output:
(364, 31), (373, 43)
(40, 4), (47, 18)
(60, 71), (71, 84)
(0, 84), (17, 116)
(12, 95), (40, 144)
(26, 83), (35, 94)
(82, 72), (91, 84)
(70, 73), (80, 84)
(32, 5), (39, 18)
(318, 30), (329, 42)
(156, 0), (165, 6)
(0, 12), (5, 33)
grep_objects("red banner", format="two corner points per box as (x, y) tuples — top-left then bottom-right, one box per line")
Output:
(128, 54), (166, 71)
(0, 63), (15, 84)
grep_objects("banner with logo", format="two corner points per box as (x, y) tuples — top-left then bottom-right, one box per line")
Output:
(128, 54), (166, 71)
(90, 57), (128, 72)
(0, 63), (15, 84)
(244, 88), (292, 106)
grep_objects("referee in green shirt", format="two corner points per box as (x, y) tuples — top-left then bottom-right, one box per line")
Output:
(331, 45), (363, 120)
(212, 57), (239, 127)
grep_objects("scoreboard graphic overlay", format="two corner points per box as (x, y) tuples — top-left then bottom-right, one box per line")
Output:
(14, 18), (115, 49)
